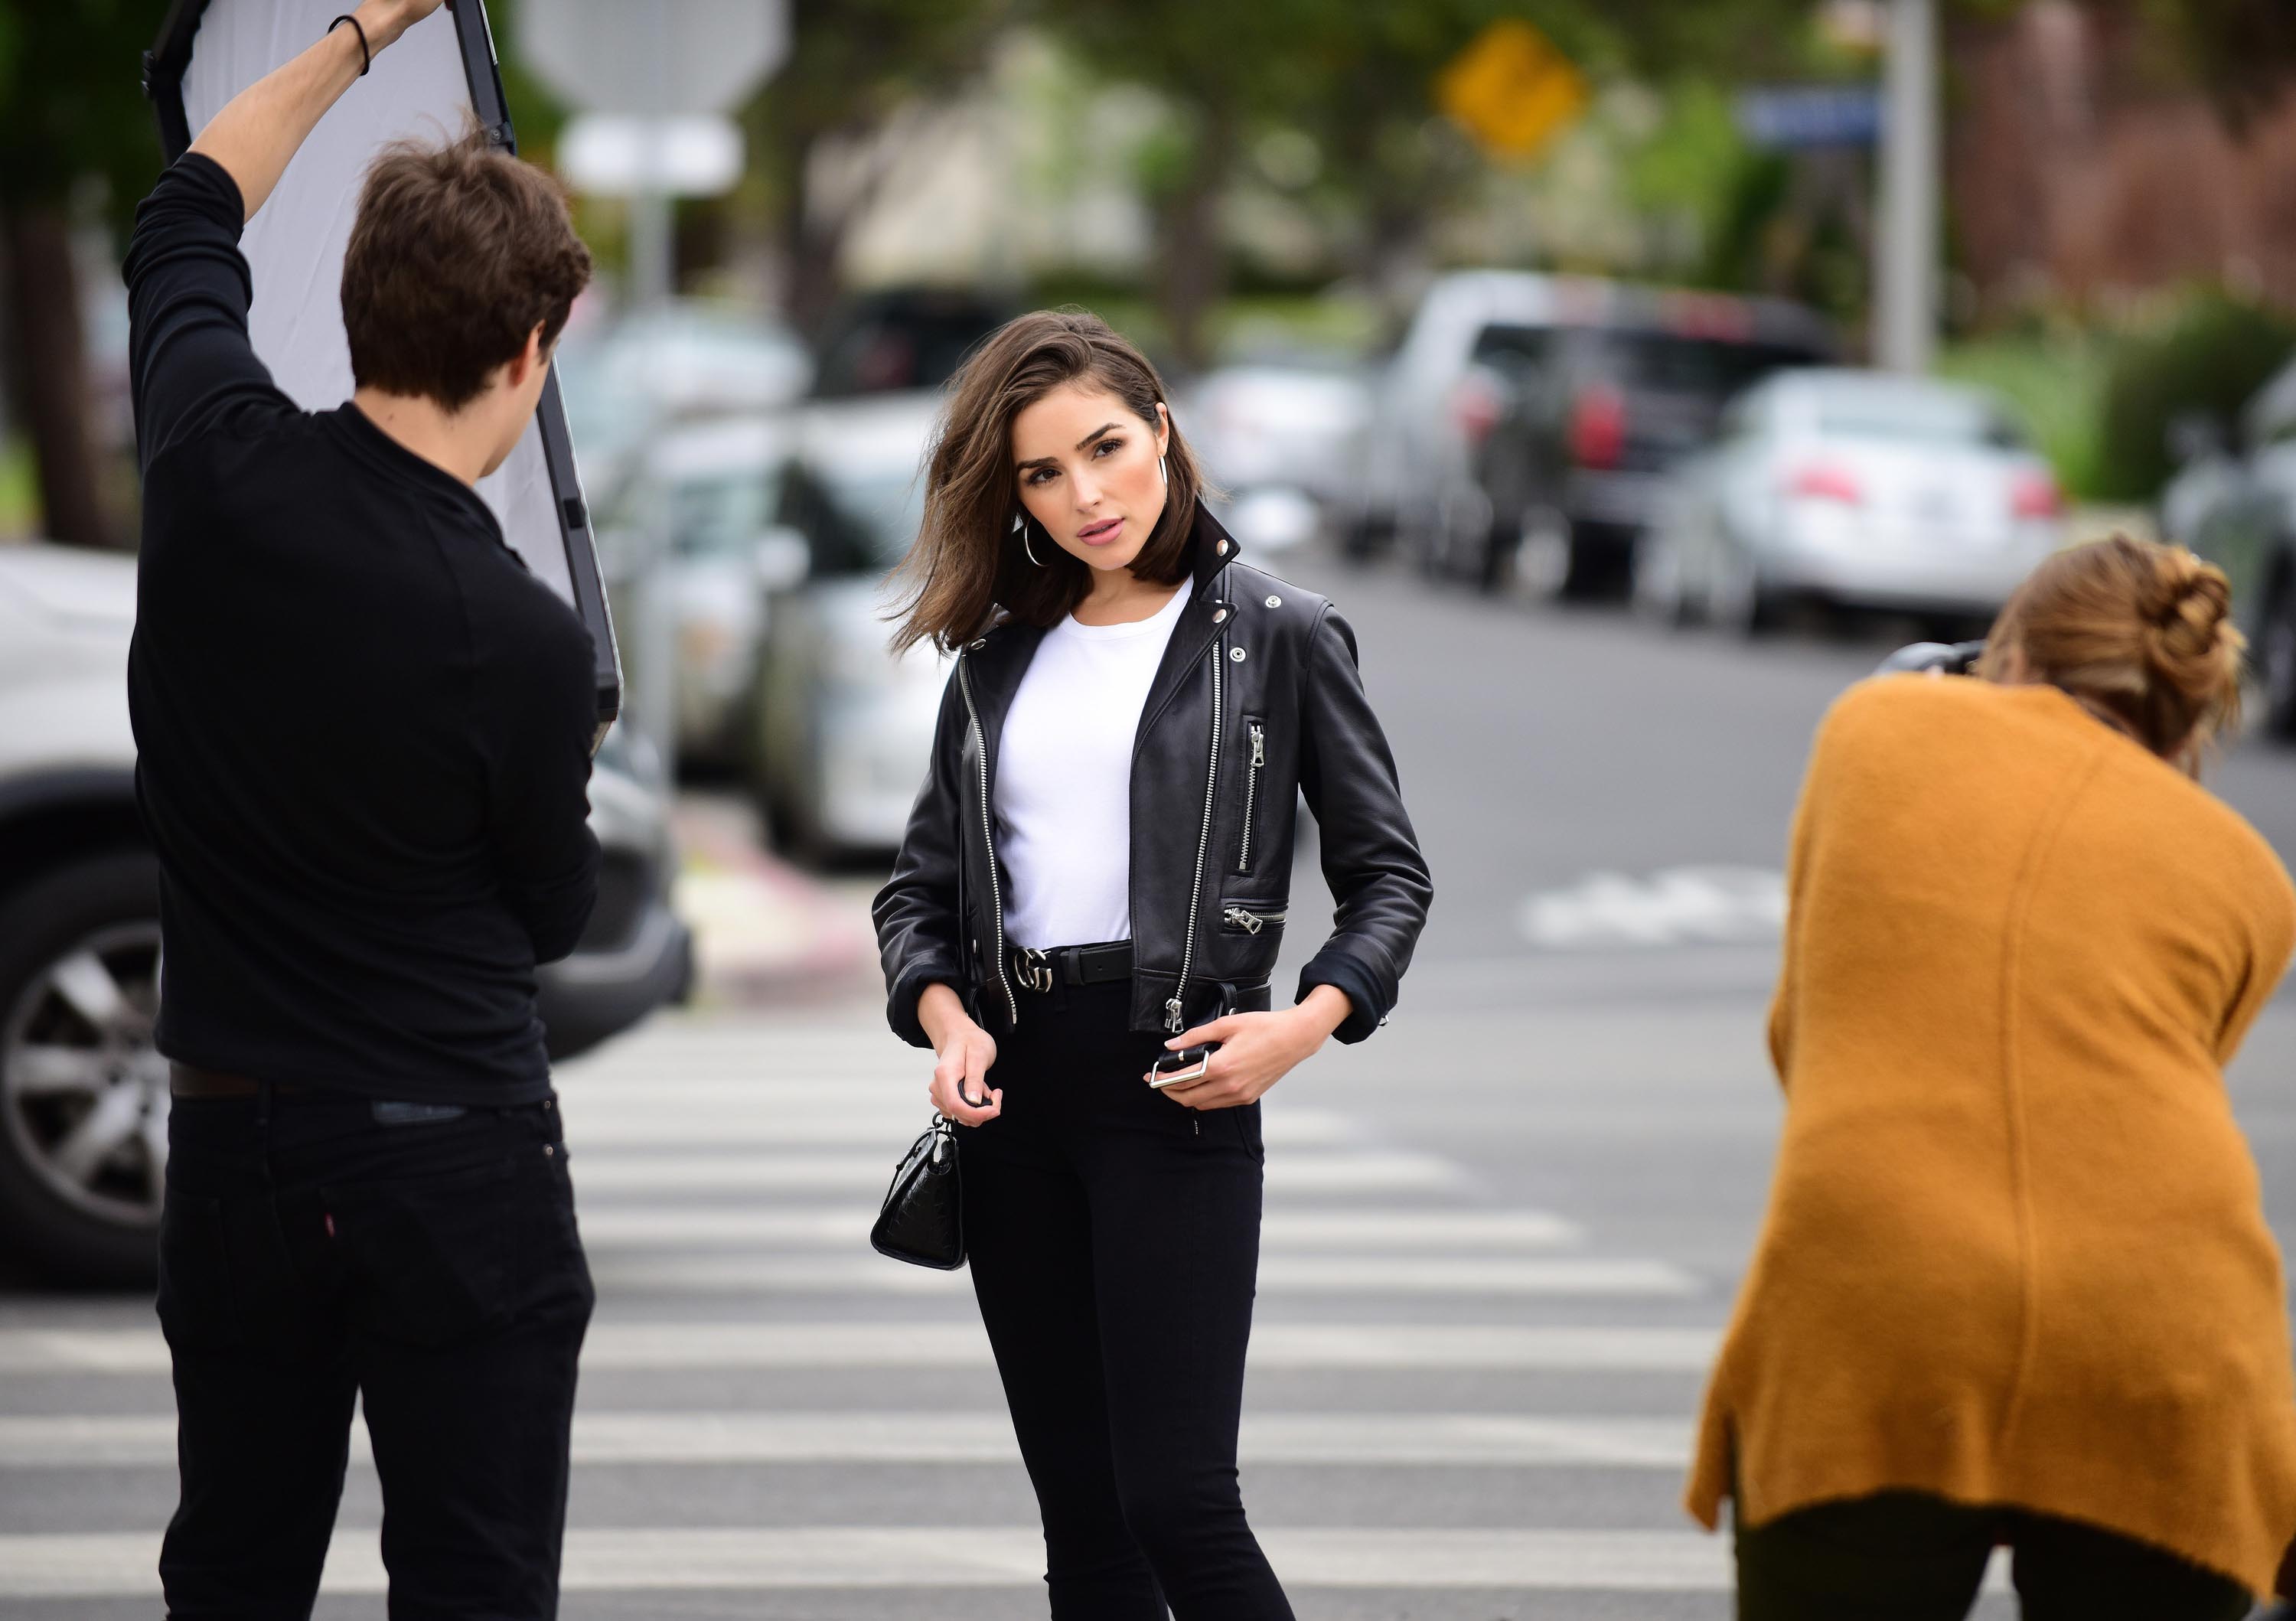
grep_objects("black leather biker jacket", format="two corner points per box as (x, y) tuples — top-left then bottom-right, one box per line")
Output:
(873, 501), (1432, 1048)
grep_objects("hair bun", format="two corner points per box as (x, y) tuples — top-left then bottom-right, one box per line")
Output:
(2150, 553), (2233, 665)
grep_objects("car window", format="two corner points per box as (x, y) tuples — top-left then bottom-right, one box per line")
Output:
(1470, 324), (1555, 377)
(781, 466), (926, 576)
(1815, 389), (2027, 450)
(670, 468), (785, 559)
(1600, 334), (1820, 401)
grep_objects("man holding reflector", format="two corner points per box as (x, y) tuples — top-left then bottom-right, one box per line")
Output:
(126, 2), (602, 1613)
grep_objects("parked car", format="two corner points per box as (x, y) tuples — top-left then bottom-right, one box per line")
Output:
(1469, 295), (1831, 597)
(1636, 369), (2065, 634)
(1341, 272), (1828, 583)
(595, 413), (803, 772)
(2158, 359), (2296, 739)
(810, 286), (1015, 400)
(0, 542), (688, 1285)
(1179, 351), (1375, 556)
(749, 394), (946, 861)
(555, 298), (812, 496)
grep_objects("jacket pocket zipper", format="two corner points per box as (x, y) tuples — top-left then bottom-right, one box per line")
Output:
(1168, 634), (1223, 1032)
(1222, 904), (1287, 935)
(957, 655), (1016, 1029)
(1236, 720), (1264, 872)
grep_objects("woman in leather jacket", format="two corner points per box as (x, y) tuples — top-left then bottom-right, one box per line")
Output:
(873, 310), (1430, 1619)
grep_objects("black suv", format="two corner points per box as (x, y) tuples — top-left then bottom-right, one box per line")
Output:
(1441, 289), (1832, 598)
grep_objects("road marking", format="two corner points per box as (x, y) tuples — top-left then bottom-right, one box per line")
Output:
(0, 1322), (1721, 1375)
(568, 1150), (1465, 1195)
(1519, 866), (1786, 949)
(0, 1526), (1752, 1595)
(0, 1410), (1691, 1469)
(579, 1254), (1698, 1297)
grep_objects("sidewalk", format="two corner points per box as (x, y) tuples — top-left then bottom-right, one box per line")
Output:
(667, 793), (879, 1008)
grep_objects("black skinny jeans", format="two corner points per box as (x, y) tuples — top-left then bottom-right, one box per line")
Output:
(1735, 1490), (2254, 1620)
(960, 973), (1294, 1621)
(157, 1086), (594, 1620)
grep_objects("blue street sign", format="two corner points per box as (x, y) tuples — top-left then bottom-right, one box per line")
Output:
(1737, 86), (1883, 148)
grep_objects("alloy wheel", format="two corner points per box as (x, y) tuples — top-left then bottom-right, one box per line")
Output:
(2, 923), (168, 1228)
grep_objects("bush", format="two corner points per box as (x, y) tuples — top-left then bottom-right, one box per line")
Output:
(2095, 289), (2296, 502)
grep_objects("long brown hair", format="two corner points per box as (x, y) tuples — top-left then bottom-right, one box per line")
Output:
(890, 309), (1210, 654)
(1980, 534), (2245, 771)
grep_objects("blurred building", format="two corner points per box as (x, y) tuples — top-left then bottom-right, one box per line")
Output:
(1950, 0), (2296, 318)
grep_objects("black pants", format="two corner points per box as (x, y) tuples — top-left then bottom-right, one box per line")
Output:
(157, 1085), (594, 1620)
(960, 974), (1293, 1621)
(1736, 1490), (2254, 1620)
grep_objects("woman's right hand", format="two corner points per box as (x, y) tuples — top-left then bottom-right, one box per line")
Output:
(919, 983), (1001, 1125)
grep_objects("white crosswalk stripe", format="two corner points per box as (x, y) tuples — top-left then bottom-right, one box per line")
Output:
(0, 1410), (1695, 1469)
(0, 1013), (1736, 1603)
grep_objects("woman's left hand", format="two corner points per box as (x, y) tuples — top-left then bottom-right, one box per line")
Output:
(1147, 987), (1352, 1110)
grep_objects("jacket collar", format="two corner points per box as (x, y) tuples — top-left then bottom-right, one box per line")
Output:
(960, 500), (1238, 769)
(1134, 502), (1238, 750)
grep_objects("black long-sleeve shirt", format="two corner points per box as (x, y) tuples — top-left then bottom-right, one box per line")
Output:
(123, 153), (600, 1104)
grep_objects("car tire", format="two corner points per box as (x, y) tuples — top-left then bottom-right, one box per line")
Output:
(1711, 543), (1779, 638)
(0, 850), (166, 1287)
(1514, 509), (1581, 603)
(1630, 533), (1691, 628)
(2263, 576), (2296, 742)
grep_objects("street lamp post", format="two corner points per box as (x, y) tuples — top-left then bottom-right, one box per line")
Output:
(1876, 0), (1939, 373)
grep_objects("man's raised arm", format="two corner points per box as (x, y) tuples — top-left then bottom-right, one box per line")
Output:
(190, 0), (446, 223)
(124, 0), (446, 468)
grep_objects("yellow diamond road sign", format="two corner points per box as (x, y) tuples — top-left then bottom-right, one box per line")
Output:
(1438, 19), (1590, 161)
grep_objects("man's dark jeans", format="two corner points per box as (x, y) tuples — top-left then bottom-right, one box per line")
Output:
(156, 1086), (594, 1620)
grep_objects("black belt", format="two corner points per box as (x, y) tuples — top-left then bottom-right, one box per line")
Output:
(169, 1064), (312, 1100)
(1012, 941), (1133, 993)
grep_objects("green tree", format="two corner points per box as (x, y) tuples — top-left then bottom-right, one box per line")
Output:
(744, 0), (1015, 336)
(0, 0), (165, 550)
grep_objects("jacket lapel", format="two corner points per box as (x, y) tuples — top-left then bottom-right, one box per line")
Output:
(1133, 501), (1241, 755)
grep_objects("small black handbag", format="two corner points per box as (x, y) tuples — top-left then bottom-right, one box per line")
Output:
(870, 1115), (964, 1270)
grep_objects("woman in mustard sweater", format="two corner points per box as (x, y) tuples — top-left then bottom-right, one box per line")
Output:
(1689, 536), (2296, 1617)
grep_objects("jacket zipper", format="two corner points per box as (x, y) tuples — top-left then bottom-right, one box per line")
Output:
(1237, 721), (1264, 872)
(1222, 905), (1287, 934)
(957, 655), (1017, 1029)
(1166, 634), (1223, 1032)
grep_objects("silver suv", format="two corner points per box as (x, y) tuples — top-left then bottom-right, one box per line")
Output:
(0, 543), (689, 1284)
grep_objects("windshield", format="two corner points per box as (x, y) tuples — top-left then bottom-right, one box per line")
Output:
(1814, 386), (2027, 449)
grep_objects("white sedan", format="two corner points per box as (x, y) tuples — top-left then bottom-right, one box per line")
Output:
(1636, 369), (2066, 634)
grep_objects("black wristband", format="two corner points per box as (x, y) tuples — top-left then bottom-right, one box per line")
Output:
(328, 13), (370, 77)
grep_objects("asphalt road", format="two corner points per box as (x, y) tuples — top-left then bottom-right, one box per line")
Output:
(2, 550), (2293, 1618)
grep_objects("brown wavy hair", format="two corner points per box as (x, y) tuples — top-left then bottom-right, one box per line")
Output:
(343, 127), (592, 412)
(890, 309), (1211, 654)
(1981, 534), (2246, 771)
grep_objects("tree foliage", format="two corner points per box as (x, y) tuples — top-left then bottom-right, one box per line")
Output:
(0, 0), (163, 215)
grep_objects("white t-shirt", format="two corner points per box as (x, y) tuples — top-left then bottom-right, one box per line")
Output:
(994, 585), (1190, 950)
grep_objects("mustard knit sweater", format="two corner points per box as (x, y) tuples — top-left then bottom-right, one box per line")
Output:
(1687, 674), (2296, 1594)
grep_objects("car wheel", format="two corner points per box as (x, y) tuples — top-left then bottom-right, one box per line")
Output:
(2263, 577), (2296, 742)
(1711, 543), (1778, 638)
(1630, 533), (1691, 627)
(1514, 508), (1577, 603)
(0, 851), (167, 1286)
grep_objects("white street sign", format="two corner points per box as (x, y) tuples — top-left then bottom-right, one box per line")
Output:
(561, 114), (745, 197)
(520, 0), (789, 116)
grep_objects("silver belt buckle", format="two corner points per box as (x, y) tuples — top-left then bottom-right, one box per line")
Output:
(1015, 947), (1054, 993)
